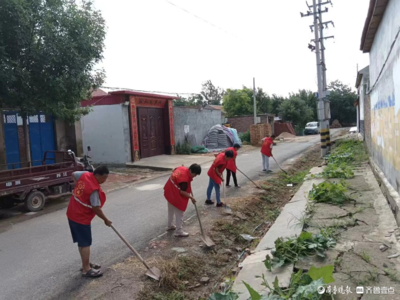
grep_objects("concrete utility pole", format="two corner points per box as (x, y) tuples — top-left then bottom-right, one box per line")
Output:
(253, 77), (257, 124)
(301, 0), (334, 157)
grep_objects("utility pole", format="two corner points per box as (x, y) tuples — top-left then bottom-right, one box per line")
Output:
(301, 0), (334, 157)
(253, 77), (257, 124)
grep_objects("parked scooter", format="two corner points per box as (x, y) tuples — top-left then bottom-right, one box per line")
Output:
(81, 146), (94, 172)
(68, 146), (94, 172)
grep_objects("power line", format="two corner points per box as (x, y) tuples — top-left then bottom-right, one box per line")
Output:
(163, 0), (237, 38)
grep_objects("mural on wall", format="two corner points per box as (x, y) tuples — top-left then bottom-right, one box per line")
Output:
(370, 52), (400, 171)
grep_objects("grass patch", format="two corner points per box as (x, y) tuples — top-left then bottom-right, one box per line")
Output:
(159, 256), (206, 290)
(281, 170), (309, 185)
(361, 251), (371, 263)
(327, 139), (368, 165)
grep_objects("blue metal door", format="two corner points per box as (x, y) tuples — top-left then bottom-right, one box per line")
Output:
(3, 112), (21, 169)
(29, 113), (55, 166)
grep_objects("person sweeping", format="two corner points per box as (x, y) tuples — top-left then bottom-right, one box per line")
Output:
(66, 166), (111, 278)
(261, 135), (275, 172)
(163, 164), (202, 237)
(225, 144), (241, 188)
(205, 150), (234, 207)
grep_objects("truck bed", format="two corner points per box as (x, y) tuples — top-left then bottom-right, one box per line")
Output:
(0, 151), (83, 197)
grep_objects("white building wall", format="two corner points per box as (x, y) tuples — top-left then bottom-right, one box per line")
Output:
(369, 0), (400, 193)
(81, 104), (131, 165)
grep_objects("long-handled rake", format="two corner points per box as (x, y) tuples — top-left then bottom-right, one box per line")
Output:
(222, 180), (233, 215)
(237, 168), (262, 189)
(192, 192), (215, 247)
(272, 156), (288, 174)
(111, 225), (161, 281)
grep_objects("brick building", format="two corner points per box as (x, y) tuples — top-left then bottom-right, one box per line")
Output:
(226, 114), (275, 134)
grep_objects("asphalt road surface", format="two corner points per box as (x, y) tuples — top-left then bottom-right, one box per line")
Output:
(0, 134), (328, 300)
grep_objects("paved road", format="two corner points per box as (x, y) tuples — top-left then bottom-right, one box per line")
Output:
(0, 135), (324, 300)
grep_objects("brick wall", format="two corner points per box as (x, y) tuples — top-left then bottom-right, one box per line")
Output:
(227, 115), (274, 134)
(250, 124), (272, 146)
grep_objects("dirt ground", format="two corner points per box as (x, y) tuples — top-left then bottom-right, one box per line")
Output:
(104, 168), (168, 193)
(196, 144), (258, 157)
(71, 145), (324, 300)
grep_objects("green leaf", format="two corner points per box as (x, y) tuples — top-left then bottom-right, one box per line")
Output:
(292, 278), (324, 300)
(208, 291), (239, 300)
(308, 265), (335, 284)
(243, 281), (262, 300)
(299, 232), (313, 240)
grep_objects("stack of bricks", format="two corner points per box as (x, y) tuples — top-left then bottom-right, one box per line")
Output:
(250, 124), (272, 146)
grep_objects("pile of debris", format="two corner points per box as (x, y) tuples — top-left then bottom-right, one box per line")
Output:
(330, 119), (342, 128)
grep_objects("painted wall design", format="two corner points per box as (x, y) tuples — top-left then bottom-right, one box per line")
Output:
(369, 0), (400, 192)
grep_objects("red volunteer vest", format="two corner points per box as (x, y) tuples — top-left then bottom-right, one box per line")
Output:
(261, 137), (273, 157)
(225, 147), (238, 173)
(164, 166), (193, 212)
(207, 153), (228, 185)
(66, 172), (106, 225)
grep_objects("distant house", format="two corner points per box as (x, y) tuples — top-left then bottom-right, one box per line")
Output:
(80, 89), (177, 165)
(354, 66), (370, 138)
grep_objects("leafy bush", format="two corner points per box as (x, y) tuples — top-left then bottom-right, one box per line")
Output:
(240, 131), (251, 143)
(264, 231), (336, 271)
(309, 180), (352, 206)
(175, 136), (191, 155)
(322, 163), (354, 179)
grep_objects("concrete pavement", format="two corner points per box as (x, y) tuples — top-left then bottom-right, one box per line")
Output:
(0, 135), (323, 300)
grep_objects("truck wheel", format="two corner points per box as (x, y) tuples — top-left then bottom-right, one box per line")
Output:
(24, 191), (46, 212)
(0, 198), (15, 209)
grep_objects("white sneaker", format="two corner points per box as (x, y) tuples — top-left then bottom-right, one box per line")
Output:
(166, 225), (176, 231)
(174, 230), (189, 237)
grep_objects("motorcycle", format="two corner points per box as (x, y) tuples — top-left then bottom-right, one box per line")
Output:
(68, 146), (94, 172)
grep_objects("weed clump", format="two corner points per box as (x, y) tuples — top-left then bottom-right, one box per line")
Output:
(309, 180), (354, 206)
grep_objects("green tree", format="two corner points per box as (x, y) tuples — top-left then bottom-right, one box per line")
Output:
(173, 94), (205, 107)
(0, 0), (106, 121)
(289, 89), (318, 121)
(271, 94), (287, 116)
(327, 80), (357, 125)
(222, 88), (253, 117)
(201, 80), (225, 105)
(279, 97), (313, 134)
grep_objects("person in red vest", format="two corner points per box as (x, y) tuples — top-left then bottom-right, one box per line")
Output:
(164, 164), (202, 237)
(225, 144), (241, 188)
(205, 150), (234, 207)
(67, 166), (111, 278)
(261, 135), (275, 172)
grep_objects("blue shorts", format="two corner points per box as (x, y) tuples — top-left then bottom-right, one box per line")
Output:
(68, 219), (92, 247)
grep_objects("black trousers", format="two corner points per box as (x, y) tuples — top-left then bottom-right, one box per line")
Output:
(226, 169), (238, 186)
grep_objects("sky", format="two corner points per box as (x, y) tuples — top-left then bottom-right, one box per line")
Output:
(93, 0), (371, 97)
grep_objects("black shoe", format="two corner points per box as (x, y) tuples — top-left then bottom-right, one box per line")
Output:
(216, 202), (225, 207)
(205, 200), (214, 205)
